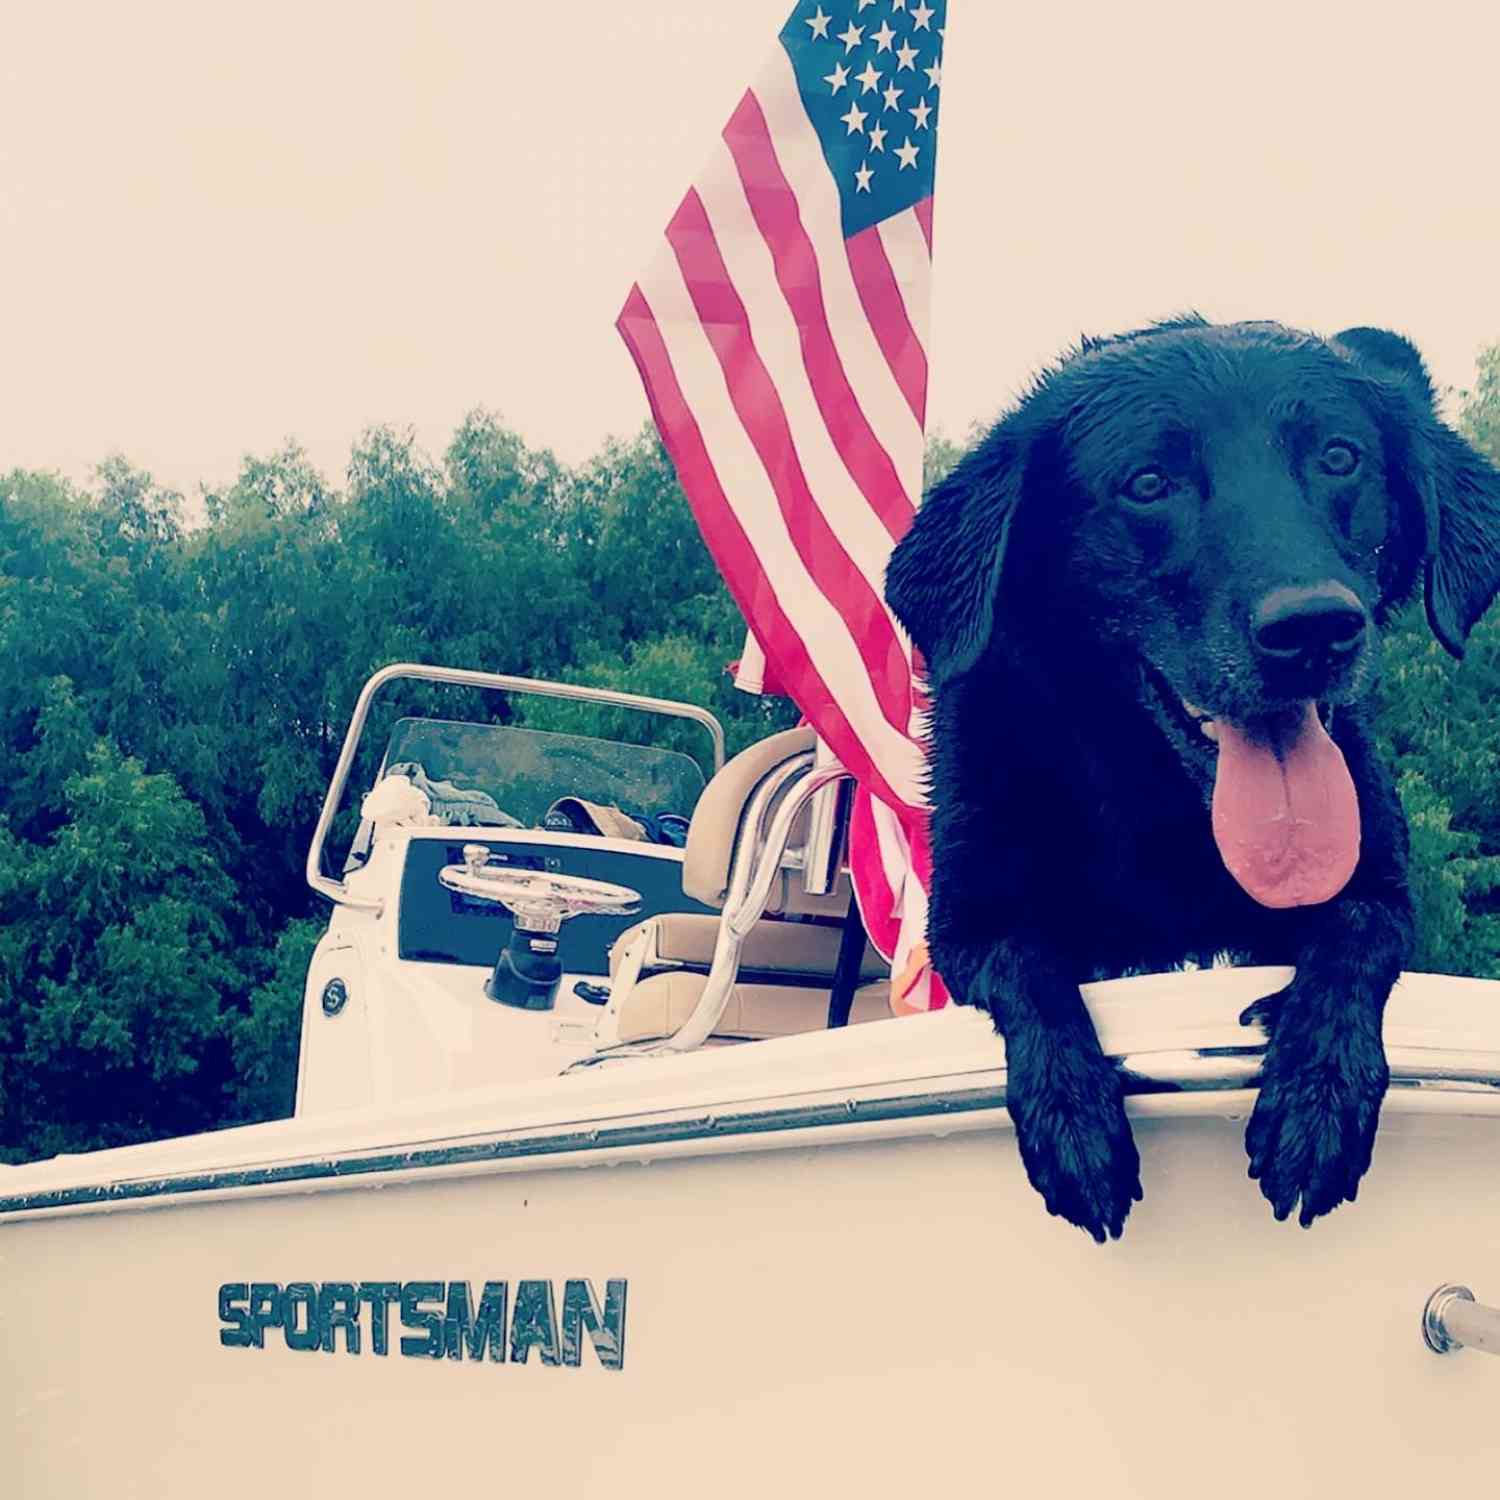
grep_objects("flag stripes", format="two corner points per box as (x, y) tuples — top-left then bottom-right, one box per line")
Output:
(661, 187), (916, 746)
(619, 267), (926, 811)
(721, 93), (916, 545)
(619, 1), (951, 1012)
(845, 224), (929, 427)
(690, 151), (904, 618)
(750, 45), (926, 529)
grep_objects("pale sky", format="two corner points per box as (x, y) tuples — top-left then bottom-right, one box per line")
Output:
(3, 0), (1498, 499)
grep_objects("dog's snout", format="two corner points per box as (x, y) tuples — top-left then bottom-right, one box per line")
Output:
(1251, 583), (1368, 668)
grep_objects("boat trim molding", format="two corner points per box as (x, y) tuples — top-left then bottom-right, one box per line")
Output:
(5, 1039), (1500, 1222)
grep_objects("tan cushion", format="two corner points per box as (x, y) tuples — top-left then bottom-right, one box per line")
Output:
(614, 972), (893, 1043)
(771, 870), (858, 920)
(682, 726), (815, 907)
(680, 725), (856, 919)
(610, 913), (889, 983)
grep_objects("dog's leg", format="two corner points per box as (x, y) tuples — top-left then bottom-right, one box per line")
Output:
(938, 938), (1144, 1243)
(924, 680), (1143, 1243)
(1239, 727), (1414, 1227)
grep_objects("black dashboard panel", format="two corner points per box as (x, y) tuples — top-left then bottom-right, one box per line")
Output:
(398, 838), (715, 974)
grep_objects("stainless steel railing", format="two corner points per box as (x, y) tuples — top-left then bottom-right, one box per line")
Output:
(1423, 1284), (1500, 1357)
(566, 751), (856, 1063)
(305, 662), (726, 914)
(663, 755), (853, 1052)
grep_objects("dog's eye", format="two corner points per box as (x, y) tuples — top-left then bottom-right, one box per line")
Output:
(1320, 442), (1360, 477)
(1122, 469), (1171, 504)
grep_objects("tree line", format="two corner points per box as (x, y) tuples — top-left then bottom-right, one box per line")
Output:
(2, 354), (1498, 1163)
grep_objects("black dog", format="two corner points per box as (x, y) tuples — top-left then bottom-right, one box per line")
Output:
(886, 318), (1500, 1241)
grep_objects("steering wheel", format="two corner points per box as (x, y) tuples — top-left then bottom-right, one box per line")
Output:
(438, 844), (641, 933)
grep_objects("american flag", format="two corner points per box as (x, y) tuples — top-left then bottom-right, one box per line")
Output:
(617, 0), (950, 1013)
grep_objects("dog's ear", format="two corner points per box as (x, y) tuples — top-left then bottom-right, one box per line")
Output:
(1332, 326), (1438, 409)
(886, 432), (1024, 684)
(1411, 420), (1500, 657)
(1335, 325), (1500, 658)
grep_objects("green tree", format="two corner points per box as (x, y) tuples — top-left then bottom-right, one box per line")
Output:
(225, 918), (324, 1124)
(0, 743), (243, 1161)
(1459, 344), (1500, 458)
(923, 427), (967, 491)
(188, 441), (351, 905)
(1374, 342), (1500, 977)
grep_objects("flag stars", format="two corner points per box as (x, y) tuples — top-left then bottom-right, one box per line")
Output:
(794, 3), (938, 192)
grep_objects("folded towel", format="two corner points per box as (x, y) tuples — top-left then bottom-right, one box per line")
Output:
(383, 762), (521, 828)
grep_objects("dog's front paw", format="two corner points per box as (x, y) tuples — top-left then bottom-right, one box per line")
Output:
(1007, 1038), (1143, 1244)
(1245, 1021), (1388, 1228)
(1238, 985), (1289, 1035)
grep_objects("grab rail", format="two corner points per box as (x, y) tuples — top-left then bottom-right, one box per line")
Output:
(306, 662), (726, 913)
(564, 748), (858, 1063)
(1422, 1285), (1500, 1356)
(665, 754), (846, 1051)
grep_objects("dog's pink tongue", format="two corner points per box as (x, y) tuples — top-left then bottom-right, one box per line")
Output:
(1210, 702), (1360, 908)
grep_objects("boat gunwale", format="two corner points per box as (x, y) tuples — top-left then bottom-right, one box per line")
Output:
(5, 1010), (1500, 1221)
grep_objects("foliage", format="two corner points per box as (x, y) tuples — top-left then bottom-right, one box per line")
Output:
(1372, 355), (1500, 978)
(1, 374), (1497, 1161)
(0, 418), (801, 1161)
(922, 428), (966, 491)
(226, 918), (324, 1126)
(0, 743), (242, 1160)
(1458, 344), (1500, 458)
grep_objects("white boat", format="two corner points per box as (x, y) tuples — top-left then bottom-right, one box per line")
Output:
(5, 661), (1500, 1497)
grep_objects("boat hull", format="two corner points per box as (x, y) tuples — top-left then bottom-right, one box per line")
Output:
(7, 1107), (1500, 1493)
(7, 972), (1500, 1494)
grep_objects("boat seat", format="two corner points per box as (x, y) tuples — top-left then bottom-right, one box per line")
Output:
(608, 912), (889, 985)
(594, 727), (893, 1048)
(682, 725), (855, 919)
(604, 911), (890, 1042)
(612, 972), (893, 1044)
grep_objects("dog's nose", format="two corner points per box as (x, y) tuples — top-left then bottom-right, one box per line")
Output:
(1251, 583), (1368, 669)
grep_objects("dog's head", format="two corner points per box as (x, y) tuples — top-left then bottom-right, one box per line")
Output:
(887, 317), (1500, 907)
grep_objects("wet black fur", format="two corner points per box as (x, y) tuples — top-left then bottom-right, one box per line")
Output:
(887, 319), (1500, 1241)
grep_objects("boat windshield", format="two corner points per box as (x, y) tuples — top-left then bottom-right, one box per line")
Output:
(380, 716), (707, 831)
